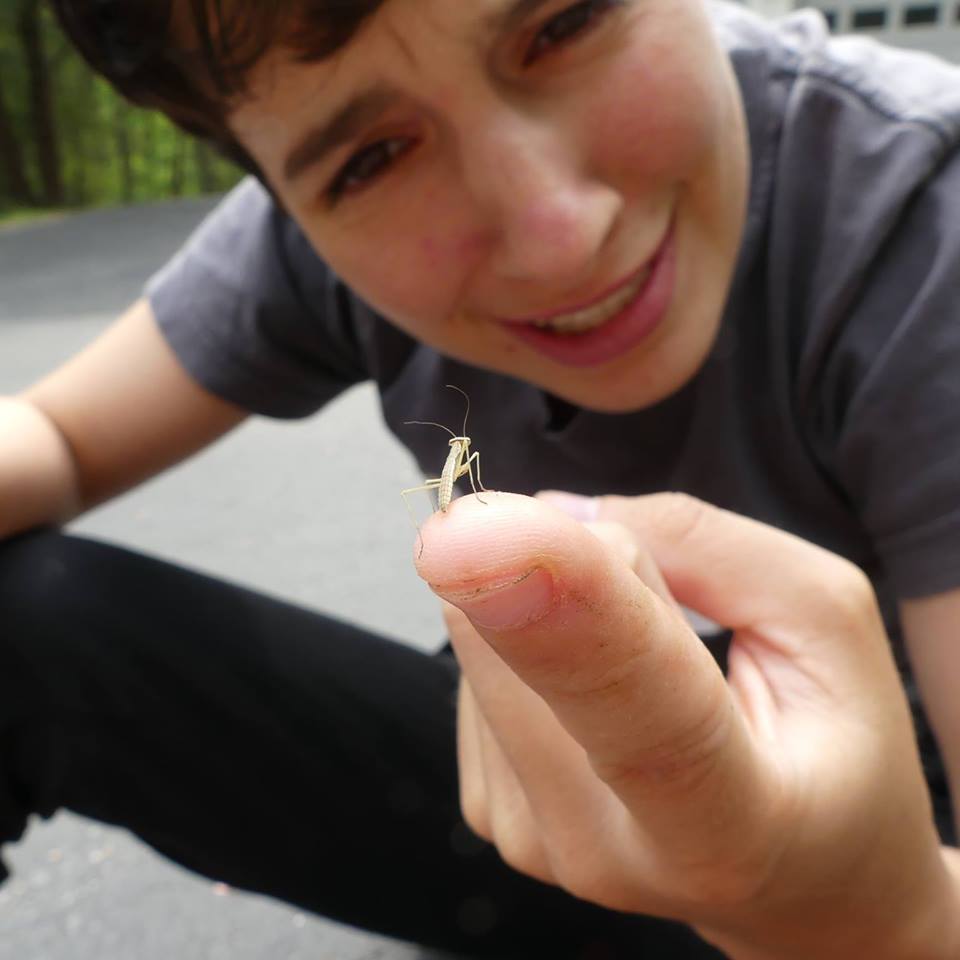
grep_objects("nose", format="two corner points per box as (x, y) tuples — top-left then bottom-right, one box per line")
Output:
(460, 112), (622, 286)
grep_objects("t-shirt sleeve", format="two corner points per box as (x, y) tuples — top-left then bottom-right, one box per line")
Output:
(144, 178), (369, 418)
(813, 145), (960, 599)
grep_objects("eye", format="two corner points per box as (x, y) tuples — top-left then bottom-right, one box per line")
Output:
(327, 137), (414, 203)
(524, 0), (622, 67)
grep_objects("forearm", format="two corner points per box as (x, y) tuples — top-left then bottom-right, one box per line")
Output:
(0, 395), (82, 539)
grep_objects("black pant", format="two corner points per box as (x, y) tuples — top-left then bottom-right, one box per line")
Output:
(0, 530), (721, 959)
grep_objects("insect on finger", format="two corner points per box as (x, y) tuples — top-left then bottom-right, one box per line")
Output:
(401, 385), (488, 556)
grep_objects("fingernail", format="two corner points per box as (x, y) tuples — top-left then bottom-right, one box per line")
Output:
(537, 491), (599, 523)
(432, 568), (554, 631)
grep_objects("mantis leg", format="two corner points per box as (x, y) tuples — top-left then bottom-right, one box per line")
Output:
(401, 478), (443, 499)
(459, 451), (487, 505)
(400, 479), (442, 556)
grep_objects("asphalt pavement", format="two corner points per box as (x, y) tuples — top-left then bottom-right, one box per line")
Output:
(0, 198), (460, 960)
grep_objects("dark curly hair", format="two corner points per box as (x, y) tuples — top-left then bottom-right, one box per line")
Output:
(50, 0), (386, 172)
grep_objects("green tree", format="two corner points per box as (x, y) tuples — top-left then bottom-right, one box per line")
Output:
(1, 0), (242, 217)
(17, 0), (63, 206)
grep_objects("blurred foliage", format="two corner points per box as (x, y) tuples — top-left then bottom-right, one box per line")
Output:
(0, 0), (241, 219)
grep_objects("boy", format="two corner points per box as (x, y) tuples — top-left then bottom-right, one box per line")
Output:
(2, 0), (960, 955)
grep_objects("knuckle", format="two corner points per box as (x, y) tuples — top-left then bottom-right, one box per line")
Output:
(490, 813), (543, 878)
(668, 858), (770, 909)
(593, 695), (730, 795)
(651, 492), (713, 546)
(552, 860), (603, 904)
(549, 847), (628, 911)
(816, 557), (880, 635)
(656, 823), (783, 910)
(459, 785), (491, 841)
(551, 644), (643, 704)
(550, 837), (774, 913)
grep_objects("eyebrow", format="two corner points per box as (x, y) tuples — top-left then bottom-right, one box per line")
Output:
(281, 0), (558, 183)
(283, 85), (398, 182)
(481, 0), (557, 34)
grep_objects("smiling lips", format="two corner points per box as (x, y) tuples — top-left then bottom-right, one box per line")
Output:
(530, 265), (654, 335)
(497, 223), (676, 368)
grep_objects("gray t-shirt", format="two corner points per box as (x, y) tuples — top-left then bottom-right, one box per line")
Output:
(147, 2), (960, 604)
(146, 1), (960, 833)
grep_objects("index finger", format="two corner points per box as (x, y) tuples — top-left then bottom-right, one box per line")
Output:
(414, 492), (777, 882)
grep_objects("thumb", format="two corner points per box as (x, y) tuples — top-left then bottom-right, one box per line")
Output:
(414, 491), (776, 874)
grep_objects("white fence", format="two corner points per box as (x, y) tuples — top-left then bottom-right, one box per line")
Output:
(740, 0), (960, 61)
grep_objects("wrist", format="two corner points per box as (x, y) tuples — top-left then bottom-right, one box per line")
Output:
(939, 847), (960, 956)
(697, 845), (960, 960)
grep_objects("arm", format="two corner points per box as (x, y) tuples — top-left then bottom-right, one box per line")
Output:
(1, 298), (248, 539)
(901, 588), (960, 843)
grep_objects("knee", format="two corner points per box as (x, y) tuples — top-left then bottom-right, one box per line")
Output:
(0, 529), (110, 636)
(0, 529), (137, 720)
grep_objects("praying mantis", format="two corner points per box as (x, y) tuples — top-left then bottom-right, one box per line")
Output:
(401, 385), (486, 553)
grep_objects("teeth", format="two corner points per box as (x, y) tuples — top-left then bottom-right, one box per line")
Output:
(532, 267), (651, 335)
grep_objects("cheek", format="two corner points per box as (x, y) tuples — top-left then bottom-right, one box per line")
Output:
(320, 216), (484, 336)
(413, 181), (490, 268)
(586, 58), (724, 186)
(419, 230), (487, 272)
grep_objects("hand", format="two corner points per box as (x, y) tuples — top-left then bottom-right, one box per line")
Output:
(413, 491), (960, 959)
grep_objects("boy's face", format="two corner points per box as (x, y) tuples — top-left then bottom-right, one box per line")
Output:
(230, 0), (748, 412)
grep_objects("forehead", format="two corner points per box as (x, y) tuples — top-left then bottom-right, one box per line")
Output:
(229, 0), (564, 127)
(243, 0), (574, 81)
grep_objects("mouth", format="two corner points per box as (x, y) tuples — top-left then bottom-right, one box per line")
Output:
(528, 264), (654, 334)
(497, 221), (676, 368)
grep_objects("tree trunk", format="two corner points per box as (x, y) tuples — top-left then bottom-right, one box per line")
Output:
(67, 66), (96, 206)
(169, 135), (186, 195)
(193, 138), (217, 193)
(114, 99), (135, 203)
(141, 111), (157, 195)
(18, 1), (64, 206)
(0, 74), (35, 205)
